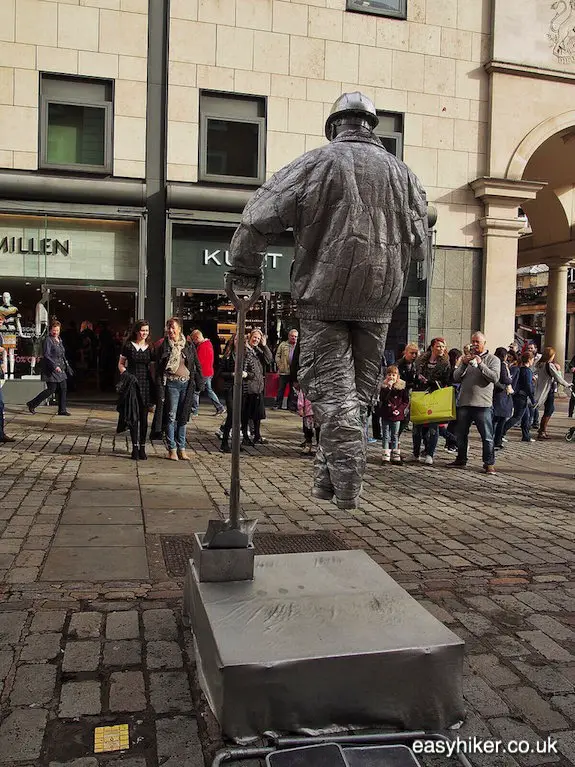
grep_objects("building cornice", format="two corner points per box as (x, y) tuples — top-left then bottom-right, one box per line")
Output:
(485, 60), (575, 85)
(470, 177), (546, 205)
(478, 216), (527, 238)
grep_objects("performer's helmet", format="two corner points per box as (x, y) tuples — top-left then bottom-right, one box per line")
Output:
(324, 91), (379, 140)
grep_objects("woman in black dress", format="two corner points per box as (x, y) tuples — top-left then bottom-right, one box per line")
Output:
(118, 320), (155, 460)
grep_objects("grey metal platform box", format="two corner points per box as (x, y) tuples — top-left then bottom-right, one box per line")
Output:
(184, 549), (465, 738)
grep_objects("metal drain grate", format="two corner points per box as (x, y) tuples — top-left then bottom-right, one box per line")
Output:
(161, 531), (348, 577)
(254, 531), (348, 555)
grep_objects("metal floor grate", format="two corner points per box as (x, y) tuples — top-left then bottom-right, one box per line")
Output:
(161, 531), (348, 577)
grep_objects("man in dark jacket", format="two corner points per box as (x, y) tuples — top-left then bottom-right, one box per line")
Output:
(229, 92), (428, 509)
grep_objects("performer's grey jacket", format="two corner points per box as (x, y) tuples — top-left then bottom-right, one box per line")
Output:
(453, 353), (501, 408)
(229, 128), (428, 323)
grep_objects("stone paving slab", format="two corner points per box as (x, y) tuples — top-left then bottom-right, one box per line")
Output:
(60, 506), (143, 525)
(73, 474), (140, 490)
(140, 485), (213, 509)
(67, 490), (141, 507)
(143, 508), (214, 534)
(53, 524), (145, 547)
(42, 546), (149, 581)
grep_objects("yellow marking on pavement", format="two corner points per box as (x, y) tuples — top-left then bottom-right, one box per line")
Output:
(94, 724), (130, 753)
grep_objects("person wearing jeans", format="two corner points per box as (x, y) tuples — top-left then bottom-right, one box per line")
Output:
(502, 352), (535, 443)
(411, 338), (451, 466)
(190, 330), (225, 416)
(151, 317), (204, 461)
(377, 364), (408, 464)
(166, 378), (188, 453)
(456, 405), (496, 466)
(449, 332), (500, 474)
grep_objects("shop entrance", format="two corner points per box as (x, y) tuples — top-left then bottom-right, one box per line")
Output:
(173, 289), (297, 359)
(0, 276), (136, 396)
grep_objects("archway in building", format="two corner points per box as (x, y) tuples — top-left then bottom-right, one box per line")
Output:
(512, 121), (575, 366)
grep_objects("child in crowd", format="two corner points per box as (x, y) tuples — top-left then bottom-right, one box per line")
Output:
(298, 387), (319, 456)
(377, 364), (409, 464)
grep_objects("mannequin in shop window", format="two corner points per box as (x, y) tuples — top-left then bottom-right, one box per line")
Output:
(0, 292), (23, 379)
(30, 288), (50, 376)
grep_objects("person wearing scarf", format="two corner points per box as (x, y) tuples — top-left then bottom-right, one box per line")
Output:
(151, 317), (204, 460)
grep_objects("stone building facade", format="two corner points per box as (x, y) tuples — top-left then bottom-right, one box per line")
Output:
(0, 0), (572, 364)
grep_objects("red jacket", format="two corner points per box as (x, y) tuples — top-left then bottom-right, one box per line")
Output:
(196, 339), (214, 377)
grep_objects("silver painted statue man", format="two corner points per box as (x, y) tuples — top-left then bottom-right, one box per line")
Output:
(229, 92), (428, 509)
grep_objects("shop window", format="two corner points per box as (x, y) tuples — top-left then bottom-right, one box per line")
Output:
(40, 75), (113, 174)
(346, 0), (406, 19)
(199, 91), (266, 185)
(375, 111), (403, 159)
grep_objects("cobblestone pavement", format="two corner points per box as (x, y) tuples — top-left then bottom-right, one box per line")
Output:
(0, 399), (574, 767)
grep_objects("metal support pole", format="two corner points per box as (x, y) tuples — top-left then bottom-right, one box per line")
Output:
(200, 271), (262, 553)
(229, 295), (247, 529)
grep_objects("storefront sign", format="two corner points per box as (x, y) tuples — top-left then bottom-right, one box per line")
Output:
(172, 229), (293, 293)
(202, 248), (285, 270)
(0, 237), (70, 256)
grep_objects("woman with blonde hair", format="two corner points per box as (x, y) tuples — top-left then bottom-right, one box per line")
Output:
(534, 346), (573, 440)
(242, 328), (273, 446)
(151, 317), (203, 460)
(397, 342), (419, 436)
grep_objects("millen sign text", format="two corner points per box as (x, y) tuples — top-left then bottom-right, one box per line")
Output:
(0, 237), (70, 256)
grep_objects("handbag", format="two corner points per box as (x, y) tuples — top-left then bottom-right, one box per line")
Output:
(410, 386), (456, 425)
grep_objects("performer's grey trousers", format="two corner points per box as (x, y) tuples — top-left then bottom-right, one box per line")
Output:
(298, 319), (388, 503)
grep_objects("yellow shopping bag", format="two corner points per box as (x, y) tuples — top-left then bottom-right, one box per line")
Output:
(410, 386), (456, 425)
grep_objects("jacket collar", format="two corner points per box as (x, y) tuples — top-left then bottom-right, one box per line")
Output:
(331, 129), (386, 151)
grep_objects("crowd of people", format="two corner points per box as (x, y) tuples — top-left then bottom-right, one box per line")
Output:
(373, 334), (573, 474)
(3, 317), (573, 473)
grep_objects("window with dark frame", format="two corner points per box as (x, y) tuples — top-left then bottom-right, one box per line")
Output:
(346, 0), (407, 19)
(375, 111), (404, 159)
(199, 91), (266, 185)
(40, 74), (113, 174)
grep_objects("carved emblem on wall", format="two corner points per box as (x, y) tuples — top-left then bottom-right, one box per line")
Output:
(548, 0), (575, 63)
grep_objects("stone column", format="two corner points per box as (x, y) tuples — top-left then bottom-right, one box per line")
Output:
(470, 178), (546, 351)
(546, 261), (569, 368)
(568, 312), (575, 365)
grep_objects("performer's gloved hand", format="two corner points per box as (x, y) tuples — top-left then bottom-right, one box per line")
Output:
(226, 271), (261, 297)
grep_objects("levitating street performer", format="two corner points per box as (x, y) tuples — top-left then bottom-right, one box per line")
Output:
(229, 92), (428, 509)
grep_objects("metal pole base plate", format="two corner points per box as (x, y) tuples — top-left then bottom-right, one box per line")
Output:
(192, 532), (255, 582)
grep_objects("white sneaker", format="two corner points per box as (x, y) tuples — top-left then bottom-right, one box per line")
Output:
(382, 449), (391, 463)
(424, 455), (434, 466)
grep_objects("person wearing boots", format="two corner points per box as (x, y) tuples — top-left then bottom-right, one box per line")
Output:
(152, 317), (204, 461)
(117, 320), (155, 460)
(218, 334), (245, 453)
(242, 329), (273, 446)
(273, 329), (299, 411)
(534, 346), (574, 440)
(0, 336), (15, 443)
(26, 320), (72, 416)
(377, 364), (408, 464)
(228, 91), (427, 509)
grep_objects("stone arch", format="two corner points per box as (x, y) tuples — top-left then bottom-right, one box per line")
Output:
(506, 110), (575, 180)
